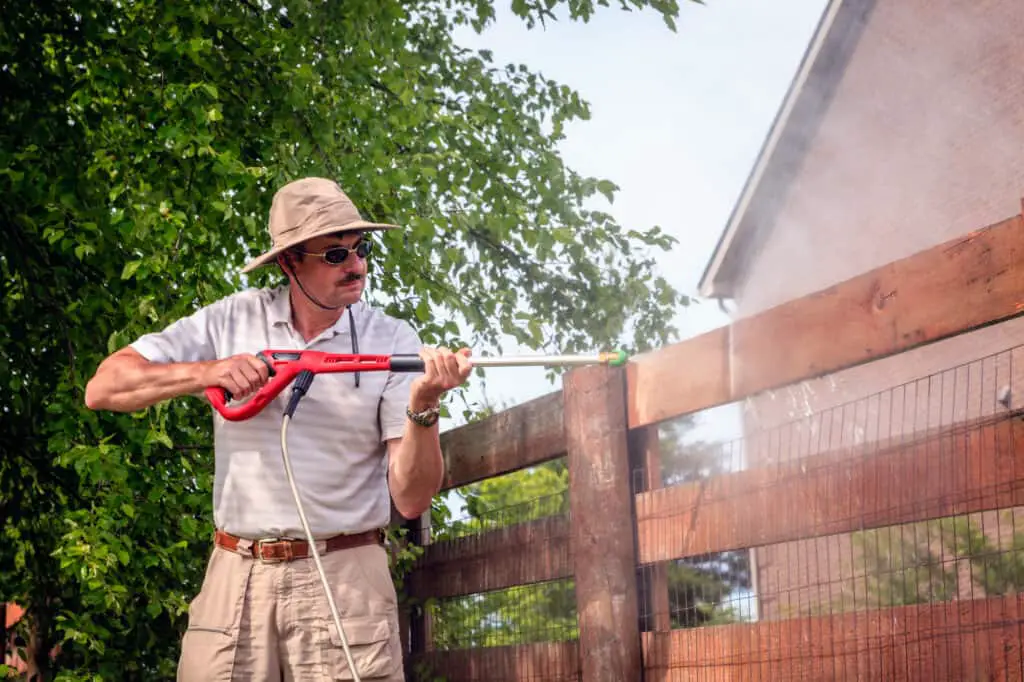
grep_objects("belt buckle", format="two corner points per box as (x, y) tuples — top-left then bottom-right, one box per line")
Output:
(255, 537), (293, 563)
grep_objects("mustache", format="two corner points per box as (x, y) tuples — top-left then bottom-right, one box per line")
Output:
(341, 272), (363, 283)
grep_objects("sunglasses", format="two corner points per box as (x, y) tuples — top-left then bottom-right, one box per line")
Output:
(298, 240), (373, 265)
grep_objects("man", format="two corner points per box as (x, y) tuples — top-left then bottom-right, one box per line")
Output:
(84, 177), (471, 681)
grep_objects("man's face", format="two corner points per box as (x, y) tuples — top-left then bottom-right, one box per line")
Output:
(283, 230), (370, 308)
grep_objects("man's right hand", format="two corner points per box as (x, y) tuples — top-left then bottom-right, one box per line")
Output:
(201, 354), (271, 401)
(85, 348), (271, 413)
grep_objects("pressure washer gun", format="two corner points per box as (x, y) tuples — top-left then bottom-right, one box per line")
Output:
(205, 349), (629, 421)
(200, 347), (627, 681)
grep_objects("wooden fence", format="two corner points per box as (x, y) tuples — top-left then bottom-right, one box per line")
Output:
(397, 204), (1024, 681)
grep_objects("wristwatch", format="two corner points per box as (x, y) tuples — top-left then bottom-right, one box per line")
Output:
(406, 404), (440, 427)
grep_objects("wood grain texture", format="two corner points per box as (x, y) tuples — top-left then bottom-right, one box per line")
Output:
(440, 391), (564, 491)
(636, 412), (1024, 563)
(405, 516), (572, 599)
(627, 214), (1024, 429)
(564, 365), (642, 682)
(626, 326), (730, 429)
(731, 215), (1024, 399)
(412, 641), (579, 681)
(629, 425), (672, 632)
(642, 593), (1024, 681)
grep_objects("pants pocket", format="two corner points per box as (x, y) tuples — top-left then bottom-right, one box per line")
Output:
(323, 614), (403, 680)
(177, 548), (251, 682)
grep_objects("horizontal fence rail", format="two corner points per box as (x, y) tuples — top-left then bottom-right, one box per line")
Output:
(439, 392), (565, 490)
(626, 212), (1024, 429)
(414, 641), (580, 682)
(406, 516), (572, 599)
(636, 411), (1024, 563)
(642, 593), (1024, 681)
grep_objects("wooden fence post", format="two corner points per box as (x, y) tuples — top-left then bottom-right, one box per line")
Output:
(564, 364), (642, 681)
(628, 426), (672, 633)
(399, 508), (432, 680)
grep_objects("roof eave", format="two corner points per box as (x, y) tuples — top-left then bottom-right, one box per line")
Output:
(697, 0), (851, 300)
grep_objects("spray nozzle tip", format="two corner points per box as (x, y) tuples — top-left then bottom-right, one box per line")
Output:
(601, 349), (628, 366)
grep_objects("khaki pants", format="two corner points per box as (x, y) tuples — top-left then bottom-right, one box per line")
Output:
(176, 540), (405, 681)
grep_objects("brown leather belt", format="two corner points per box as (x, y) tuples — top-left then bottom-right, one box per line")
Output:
(214, 528), (382, 563)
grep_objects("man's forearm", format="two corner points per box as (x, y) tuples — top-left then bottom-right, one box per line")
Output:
(388, 420), (445, 520)
(85, 348), (209, 413)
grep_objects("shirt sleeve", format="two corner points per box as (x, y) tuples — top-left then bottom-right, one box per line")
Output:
(129, 297), (228, 364)
(379, 319), (424, 442)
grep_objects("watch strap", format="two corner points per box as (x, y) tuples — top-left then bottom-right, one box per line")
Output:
(407, 404), (440, 427)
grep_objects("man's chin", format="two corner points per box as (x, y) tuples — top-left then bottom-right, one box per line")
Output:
(332, 282), (364, 306)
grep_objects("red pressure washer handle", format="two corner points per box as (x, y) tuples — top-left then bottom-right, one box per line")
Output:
(205, 350), (425, 422)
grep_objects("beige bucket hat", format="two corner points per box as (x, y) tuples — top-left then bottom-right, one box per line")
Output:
(241, 177), (400, 273)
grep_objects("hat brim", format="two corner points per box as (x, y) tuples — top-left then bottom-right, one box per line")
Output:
(240, 220), (400, 274)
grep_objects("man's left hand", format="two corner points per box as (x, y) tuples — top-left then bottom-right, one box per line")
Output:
(410, 346), (472, 410)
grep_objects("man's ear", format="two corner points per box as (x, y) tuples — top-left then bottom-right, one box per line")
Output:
(276, 253), (293, 279)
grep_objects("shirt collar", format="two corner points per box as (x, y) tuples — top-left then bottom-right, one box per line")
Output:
(268, 285), (292, 327)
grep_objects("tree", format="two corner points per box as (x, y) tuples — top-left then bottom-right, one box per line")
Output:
(0, 0), (693, 679)
(843, 511), (1024, 613)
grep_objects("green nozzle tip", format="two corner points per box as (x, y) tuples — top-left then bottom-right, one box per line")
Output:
(609, 349), (628, 366)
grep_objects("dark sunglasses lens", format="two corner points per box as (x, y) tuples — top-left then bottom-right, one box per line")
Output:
(324, 247), (349, 264)
(356, 241), (372, 257)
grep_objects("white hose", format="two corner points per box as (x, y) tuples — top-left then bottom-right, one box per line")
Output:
(279, 414), (361, 681)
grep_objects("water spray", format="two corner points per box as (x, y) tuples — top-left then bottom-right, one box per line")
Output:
(204, 348), (628, 681)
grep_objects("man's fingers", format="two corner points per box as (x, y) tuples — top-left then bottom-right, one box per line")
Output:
(438, 347), (472, 381)
(237, 360), (264, 388)
(245, 355), (271, 383)
(233, 361), (265, 396)
(233, 368), (258, 395)
(420, 347), (440, 379)
(224, 355), (270, 398)
(223, 375), (247, 399)
(455, 348), (472, 376)
(228, 368), (252, 397)
(413, 346), (472, 406)
(442, 349), (463, 384)
(204, 354), (273, 402)
(434, 347), (455, 382)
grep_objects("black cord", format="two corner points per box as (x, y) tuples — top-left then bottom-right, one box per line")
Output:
(284, 258), (347, 311)
(348, 305), (360, 388)
(283, 256), (361, 388)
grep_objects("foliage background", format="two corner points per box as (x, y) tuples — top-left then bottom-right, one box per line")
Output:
(1, 0), (691, 679)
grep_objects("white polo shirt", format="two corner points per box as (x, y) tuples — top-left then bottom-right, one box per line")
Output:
(130, 285), (421, 539)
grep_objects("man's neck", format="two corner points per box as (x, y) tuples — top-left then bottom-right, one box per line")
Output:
(288, 289), (346, 342)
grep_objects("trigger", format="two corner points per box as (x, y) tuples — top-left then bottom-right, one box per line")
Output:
(256, 352), (277, 377)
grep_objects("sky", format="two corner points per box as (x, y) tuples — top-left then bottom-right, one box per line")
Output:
(439, 0), (830, 445)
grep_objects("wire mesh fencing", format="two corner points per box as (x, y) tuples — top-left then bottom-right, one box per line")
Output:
(404, 338), (1024, 680)
(405, 457), (580, 681)
(636, 343), (1024, 680)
